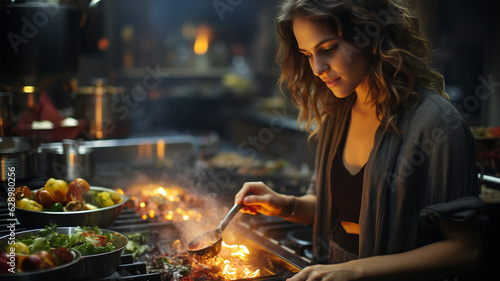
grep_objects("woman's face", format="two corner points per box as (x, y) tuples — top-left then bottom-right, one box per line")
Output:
(293, 16), (370, 99)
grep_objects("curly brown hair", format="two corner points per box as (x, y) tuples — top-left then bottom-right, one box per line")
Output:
(275, 0), (448, 138)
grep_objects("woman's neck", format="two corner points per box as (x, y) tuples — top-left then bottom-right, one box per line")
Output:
(353, 84), (377, 119)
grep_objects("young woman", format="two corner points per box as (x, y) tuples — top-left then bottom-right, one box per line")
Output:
(235, 0), (487, 280)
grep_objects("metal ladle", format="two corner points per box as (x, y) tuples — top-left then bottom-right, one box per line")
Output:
(186, 203), (243, 261)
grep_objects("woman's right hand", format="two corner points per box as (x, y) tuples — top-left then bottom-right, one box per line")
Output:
(234, 181), (292, 217)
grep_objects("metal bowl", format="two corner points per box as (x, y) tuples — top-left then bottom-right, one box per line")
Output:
(15, 186), (130, 229)
(0, 227), (128, 280)
(0, 247), (81, 281)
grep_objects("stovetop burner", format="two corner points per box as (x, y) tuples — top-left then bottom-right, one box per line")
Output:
(286, 227), (313, 260)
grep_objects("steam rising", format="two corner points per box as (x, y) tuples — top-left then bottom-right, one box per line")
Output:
(112, 167), (243, 248)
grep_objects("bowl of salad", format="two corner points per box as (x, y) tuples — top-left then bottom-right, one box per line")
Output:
(0, 238), (81, 280)
(1, 225), (129, 280)
(14, 178), (130, 229)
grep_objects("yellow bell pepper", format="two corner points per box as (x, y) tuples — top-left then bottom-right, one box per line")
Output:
(96, 191), (114, 207)
(43, 178), (69, 203)
(15, 198), (30, 209)
(16, 198), (43, 211)
(110, 192), (123, 204)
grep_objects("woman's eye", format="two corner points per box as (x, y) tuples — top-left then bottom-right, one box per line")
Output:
(324, 45), (338, 53)
(302, 53), (312, 58)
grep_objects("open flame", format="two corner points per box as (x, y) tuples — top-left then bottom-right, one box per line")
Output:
(132, 185), (203, 222)
(126, 183), (267, 280)
(192, 241), (260, 280)
(221, 241), (260, 279)
(222, 241), (260, 280)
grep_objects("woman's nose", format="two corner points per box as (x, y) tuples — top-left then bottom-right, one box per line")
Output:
(312, 57), (330, 76)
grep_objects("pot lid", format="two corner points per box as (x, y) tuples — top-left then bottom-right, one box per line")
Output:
(48, 139), (92, 155)
(48, 145), (92, 155)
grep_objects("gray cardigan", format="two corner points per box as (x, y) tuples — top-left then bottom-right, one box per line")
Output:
(307, 91), (487, 263)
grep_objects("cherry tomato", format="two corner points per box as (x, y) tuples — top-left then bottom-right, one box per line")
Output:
(68, 178), (90, 196)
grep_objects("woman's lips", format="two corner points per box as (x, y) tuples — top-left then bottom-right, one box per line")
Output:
(324, 77), (341, 88)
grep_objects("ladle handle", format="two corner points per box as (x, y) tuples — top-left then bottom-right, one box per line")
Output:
(218, 204), (243, 232)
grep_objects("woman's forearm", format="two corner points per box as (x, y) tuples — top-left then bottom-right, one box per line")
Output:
(283, 194), (316, 224)
(349, 221), (481, 280)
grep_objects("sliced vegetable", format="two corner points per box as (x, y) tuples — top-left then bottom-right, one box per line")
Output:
(16, 198), (43, 211)
(64, 201), (85, 211)
(85, 203), (98, 210)
(14, 186), (32, 200)
(66, 184), (83, 203)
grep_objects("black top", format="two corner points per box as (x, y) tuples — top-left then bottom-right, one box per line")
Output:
(330, 127), (364, 254)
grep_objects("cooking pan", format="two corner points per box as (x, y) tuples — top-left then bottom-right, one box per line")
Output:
(186, 203), (242, 261)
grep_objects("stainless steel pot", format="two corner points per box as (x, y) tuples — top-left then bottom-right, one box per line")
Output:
(47, 139), (94, 182)
(72, 79), (129, 140)
(0, 136), (39, 181)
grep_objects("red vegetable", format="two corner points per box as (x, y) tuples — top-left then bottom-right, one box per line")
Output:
(0, 257), (10, 274)
(51, 247), (73, 265)
(34, 189), (57, 208)
(35, 251), (57, 270)
(66, 184), (83, 203)
(21, 255), (41, 272)
(68, 178), (90, 196)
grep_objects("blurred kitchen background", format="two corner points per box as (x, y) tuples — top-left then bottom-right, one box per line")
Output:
(1, 0), (500, 177)
(1, 1), (500, 279)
